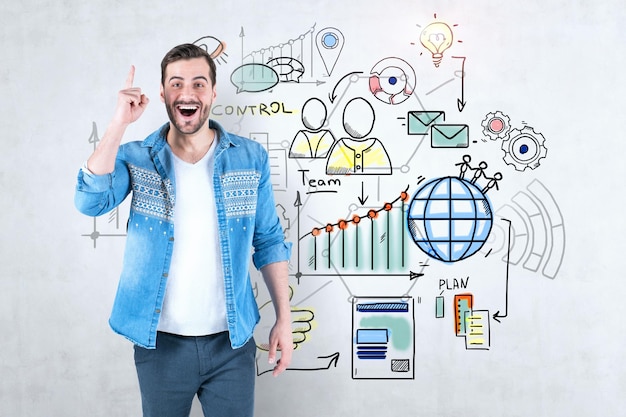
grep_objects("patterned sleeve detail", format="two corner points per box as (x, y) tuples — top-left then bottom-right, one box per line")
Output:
(221, 170), (261, 218)
(129, 164), (174, 221)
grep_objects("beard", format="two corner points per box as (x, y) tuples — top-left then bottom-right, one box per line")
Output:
(164, 99), (211, 135)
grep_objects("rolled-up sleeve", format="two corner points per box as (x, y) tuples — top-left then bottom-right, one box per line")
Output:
(74, 158), (131, 217)
(251, 150), (292, 269)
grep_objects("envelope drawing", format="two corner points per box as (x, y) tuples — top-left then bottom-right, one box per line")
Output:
(431, 124), (469, 148)
(407, 111), (445, 135)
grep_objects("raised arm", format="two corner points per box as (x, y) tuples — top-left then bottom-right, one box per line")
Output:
(87, 65), (149, 175)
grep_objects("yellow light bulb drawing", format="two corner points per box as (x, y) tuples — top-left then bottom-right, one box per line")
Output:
(420, 21), (454, 67)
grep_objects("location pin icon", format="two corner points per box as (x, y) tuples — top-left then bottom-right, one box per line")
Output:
(316, 27), (345, 76)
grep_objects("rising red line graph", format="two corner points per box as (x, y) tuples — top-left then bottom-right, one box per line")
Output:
(297, 185), (411, 273)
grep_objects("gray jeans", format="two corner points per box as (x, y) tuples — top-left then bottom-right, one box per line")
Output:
(134, 331), (256, 417)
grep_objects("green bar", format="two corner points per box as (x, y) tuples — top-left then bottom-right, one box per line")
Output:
(435, 296), (444, 318)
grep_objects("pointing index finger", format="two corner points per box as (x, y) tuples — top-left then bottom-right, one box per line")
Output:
(125, 65), (135, 89)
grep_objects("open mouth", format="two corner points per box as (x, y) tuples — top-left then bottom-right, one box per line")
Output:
(176, 104), (200, 117)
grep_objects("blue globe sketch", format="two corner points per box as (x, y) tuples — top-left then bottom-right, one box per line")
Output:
(407, 176), (493, 262)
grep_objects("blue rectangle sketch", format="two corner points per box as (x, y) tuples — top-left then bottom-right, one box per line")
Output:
(356, 328), (389, 344)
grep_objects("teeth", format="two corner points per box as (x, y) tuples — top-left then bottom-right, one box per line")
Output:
(178, 105), (199, 110)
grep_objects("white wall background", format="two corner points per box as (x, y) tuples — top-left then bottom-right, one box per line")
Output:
(1, 0), (624, 416)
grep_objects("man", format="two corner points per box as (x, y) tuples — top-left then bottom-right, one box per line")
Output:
(75, 44), (293, 417)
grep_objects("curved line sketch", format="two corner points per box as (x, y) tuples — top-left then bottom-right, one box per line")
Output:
(256, 352), (340, 376)
(230, 63), (279, 93)
(192, 35), (228, 64)
(491, 180), (565, 279)
(267, 57), (305, 83)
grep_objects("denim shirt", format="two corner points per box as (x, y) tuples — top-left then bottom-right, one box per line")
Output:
(75, 120), (292, 349)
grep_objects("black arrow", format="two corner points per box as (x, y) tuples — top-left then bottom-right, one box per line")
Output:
(409, 271), (424, 280)
(493, 218), (511, 323)
(357, 181), (369, 206)
(256, 352), (340, 376)
(451, 56), (467, 112)
(329, 71), (363, 103)
(294, 272), (423, 279)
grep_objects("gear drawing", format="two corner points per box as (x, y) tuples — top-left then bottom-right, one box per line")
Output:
(501, 126), (547, 171)
(481, 111), (511, 140)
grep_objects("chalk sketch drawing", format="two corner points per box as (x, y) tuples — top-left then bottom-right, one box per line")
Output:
(232, 24), (329, 93)
(481, 110), (548, 171)
(481, 110), (511, 141)
(352, 296), (415, 379)
(78, 15), (569, 378)
(326, 97), (392, 175)
(297, 187), (411, 274)
(417, 13), (461, 68)
(501, 126), (548, 171)
(487, 180), (565, 279)
(81, 122), (127, 248)
(193, 35), (228, 64)
(454, 294), (491, 350)
(316, 27), (345, 76)
(288, 97), (336, 159)
(255, 285), (341, 376)
(369, 57), (416, 105)
(420, 21), (454, 67)
(407, 156), (502, 263)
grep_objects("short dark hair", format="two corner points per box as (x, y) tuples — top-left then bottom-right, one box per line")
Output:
(160, 43), (217, 86)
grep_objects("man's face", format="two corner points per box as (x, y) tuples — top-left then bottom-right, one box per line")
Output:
(160, 57), (216, 136)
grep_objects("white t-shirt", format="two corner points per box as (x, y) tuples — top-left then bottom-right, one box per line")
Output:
(157, 139), (228, 336)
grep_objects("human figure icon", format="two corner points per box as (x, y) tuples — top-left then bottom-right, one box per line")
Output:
(482, 172), (503, 194)
(289, 97), (336, 159)
(326, 97), (392, 175)
(470, 161), (488, 184)
(456, 154), (472, 179)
